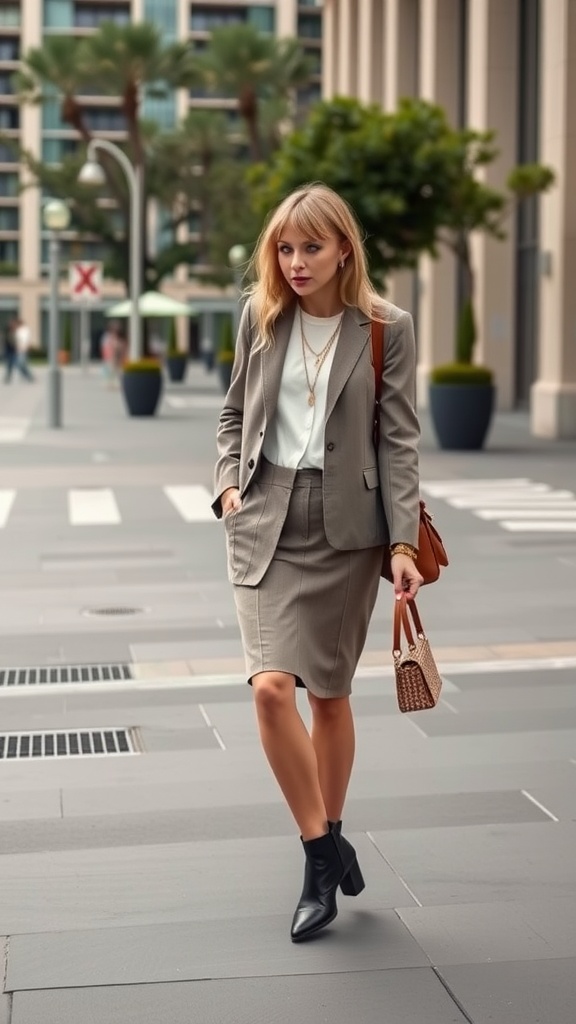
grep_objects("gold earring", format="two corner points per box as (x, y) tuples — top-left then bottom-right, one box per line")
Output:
(340, 259), (345, 269)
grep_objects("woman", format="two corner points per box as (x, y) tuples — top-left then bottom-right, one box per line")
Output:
(213, 182), (422, 942)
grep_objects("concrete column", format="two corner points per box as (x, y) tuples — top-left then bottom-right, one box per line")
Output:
(322, 0), (338, 99)
(467, 0), (519, 410)
(382, 0), (418, 311)
(276, 0), (298, 37)
(531, 0), (576, 437)
(384, 0), (418, 112)
(337, 0), (356, 95)
(357, 0), (376, 103)
(416, 0), (460, 407)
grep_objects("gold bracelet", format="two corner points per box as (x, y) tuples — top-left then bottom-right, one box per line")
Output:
(390, 543), (418, 560)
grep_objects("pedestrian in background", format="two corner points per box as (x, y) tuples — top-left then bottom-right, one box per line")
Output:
(2, 318), (16, 383)
(100, 320), (126, 387)
(4, 318), (34, 383)
(213, 182), (422, 942)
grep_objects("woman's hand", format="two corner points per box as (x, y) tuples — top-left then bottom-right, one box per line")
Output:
(391, 553), (423, 600)
(221, 487), (242, 516)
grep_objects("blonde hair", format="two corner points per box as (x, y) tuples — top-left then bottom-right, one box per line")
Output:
(247, 182), (386, 349)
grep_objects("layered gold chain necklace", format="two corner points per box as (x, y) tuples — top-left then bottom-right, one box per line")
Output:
(299, 306), (343, 407)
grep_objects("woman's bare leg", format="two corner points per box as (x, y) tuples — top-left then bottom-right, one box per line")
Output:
(252, 671), (328, 840)
(308, 694), (355, 823)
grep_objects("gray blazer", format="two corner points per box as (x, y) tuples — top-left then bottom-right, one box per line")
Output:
(213, 299), (420, 585)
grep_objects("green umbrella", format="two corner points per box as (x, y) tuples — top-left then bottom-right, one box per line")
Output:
(106, 291), (196, 317)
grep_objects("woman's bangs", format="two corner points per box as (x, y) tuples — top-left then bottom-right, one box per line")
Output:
(275, 199), (336, 243)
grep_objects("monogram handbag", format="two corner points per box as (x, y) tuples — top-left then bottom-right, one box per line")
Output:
(371, 320), (449, 585)
(393, 596), (443, 713)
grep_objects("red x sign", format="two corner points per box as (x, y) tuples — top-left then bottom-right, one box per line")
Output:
(69, 261), (103, 303)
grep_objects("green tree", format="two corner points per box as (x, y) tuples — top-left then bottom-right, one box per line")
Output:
(198, 24), (312, 161)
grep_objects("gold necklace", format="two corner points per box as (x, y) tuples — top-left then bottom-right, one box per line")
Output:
(299, 306), (343, 407)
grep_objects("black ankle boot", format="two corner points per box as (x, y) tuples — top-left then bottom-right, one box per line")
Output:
(290, 828), (363, 942)
(328, 820), (365, 897)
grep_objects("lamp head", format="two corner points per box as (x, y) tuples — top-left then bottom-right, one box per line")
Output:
(228, 244), (247, 269)
(78, 160), (106, 187)
(43, 199), (71, 232)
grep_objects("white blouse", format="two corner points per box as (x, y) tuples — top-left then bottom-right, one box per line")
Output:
(262, 308), (343, 470)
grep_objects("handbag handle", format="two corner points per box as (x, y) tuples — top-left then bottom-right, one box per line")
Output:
(393, 596), (425, 654)
(371, 320), (385, 448)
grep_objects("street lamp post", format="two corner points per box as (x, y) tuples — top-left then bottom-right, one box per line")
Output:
(78, 139), (143, 361)
(228, 244), (247, 337)
(43, 199), (71, 428)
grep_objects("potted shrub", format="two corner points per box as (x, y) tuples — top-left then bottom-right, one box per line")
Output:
(165, 318), (187, 383)
(121, 359), (163, 416)
(216, 316), (235, 393)
(58, 313), (72, 365)
(429, 150), (555, 450)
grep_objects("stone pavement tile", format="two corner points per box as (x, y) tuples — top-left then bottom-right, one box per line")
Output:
(416, 707), (576, 735)
(0, 994), (9, 1024)
(397, 897), (576, 965)
(522, 775), (576, 822)
(442, 682), (576, 711)
(0, 789), (61, 823)
(12, 969), (469, 1024)
(131, 660), (191, 679)
(444, 667), (576, 690)
(0, 703), (206, 733)
(438, 958), (576, 1024)
(371, 822), (576, 905)
(0, 833), (411, 934)
(6, 912), (428, 991)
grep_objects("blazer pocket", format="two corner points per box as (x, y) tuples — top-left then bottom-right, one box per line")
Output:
(363, 466), (380, 490)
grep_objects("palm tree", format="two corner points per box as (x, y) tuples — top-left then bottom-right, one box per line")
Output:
(199, 25), (313, 162)
(15, 35), (93, 139)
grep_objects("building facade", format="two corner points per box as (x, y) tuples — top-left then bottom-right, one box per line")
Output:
(0, 0), (323, 356)
(323, 0), (576, 438)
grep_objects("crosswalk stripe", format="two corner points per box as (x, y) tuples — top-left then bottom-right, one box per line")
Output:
(502, 521), (576, 532)
(0, 490), (16, 528)
(68, 489), (121, 525)
(0, 417), (30, 443)
(164, 485), (214, 523)
(423, 477), (576, 535)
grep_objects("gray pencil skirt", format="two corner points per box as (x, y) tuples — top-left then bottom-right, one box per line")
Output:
(232, 460), (383, 699)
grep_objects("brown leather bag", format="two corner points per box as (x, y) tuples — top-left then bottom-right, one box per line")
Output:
(371, 320), (448, 585)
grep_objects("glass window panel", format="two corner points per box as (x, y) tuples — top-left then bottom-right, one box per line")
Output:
(248, 7), (275, 32)
(297, 14), (322, 39)
(0, 207), (18, 230)
(0, 173), (18, 197)
(144, 0), (177, 38)
(0, 7), (20, 28)
(0, 240), (18, 264)
(0, 142), (17, 163)
(0, 38), (19, 60)
(44, 1), (72, 29)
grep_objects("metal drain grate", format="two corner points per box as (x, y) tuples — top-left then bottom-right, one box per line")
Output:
(0, 664), (133, 687)
(0, 728), (138, 760)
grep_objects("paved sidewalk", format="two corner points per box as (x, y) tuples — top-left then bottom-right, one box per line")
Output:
(0, 361), (575, 1023)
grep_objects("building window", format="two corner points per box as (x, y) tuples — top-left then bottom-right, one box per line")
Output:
(0, 172), (18, 197)
(0, 107), (19, 130)
(42, 138), (79, 163)
(82, 107), (127, 132)
(0, 240), (18, 265)
(44, 1), (72, 28)
(0, 7), (20, 28)
(74, 5), (131, 29)
(0, 207), (18, 230)
(191, 7), (245, 31)
(247, 7), (275, 33)
(144, 0), (177, 39)
(0, 38), (19, 60)
(297, 14), (322, 39)
(0, 74), (16, 95)
(0, 142), (17, 163)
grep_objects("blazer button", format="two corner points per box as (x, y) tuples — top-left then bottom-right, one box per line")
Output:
(248, 458), (255, 469)
(326, 442), (335, 452)
(259, 431), (264, 437)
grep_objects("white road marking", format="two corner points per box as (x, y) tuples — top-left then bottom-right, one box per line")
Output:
(422, 478), (576, 534)
(521, 790), (559, 822)
(164, 485), (214, 522)
(0, 490), (16, 528)
(68, 488), (121, 525)
(0, 417), (30, 443)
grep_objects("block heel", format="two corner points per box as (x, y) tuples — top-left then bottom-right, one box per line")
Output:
(340, 857), (365, 896)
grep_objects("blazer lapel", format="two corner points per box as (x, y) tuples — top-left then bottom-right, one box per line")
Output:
(261, 302), (296, 423)
(325, 306), (371, 423)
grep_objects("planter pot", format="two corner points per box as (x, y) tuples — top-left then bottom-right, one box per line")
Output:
(217, 360), (233, 393)
(429, 382), (495, 450)
(122, 369), (163, 417)
(165, 353), (188, 383)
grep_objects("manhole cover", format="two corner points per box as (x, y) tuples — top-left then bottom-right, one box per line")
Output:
(82, 606), (146, 617)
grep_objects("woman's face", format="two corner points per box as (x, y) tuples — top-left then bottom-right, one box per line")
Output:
(276, 224), (350, 305)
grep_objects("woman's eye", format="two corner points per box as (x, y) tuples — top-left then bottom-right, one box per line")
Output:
(279, 246), (292, 254)
(307, 245), (320, 253)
